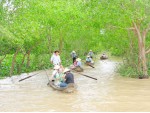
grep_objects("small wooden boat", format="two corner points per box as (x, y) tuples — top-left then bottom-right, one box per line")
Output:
(100, 56), (108, 60)
(85, 62), (94, 66)
(100, 53), (108, 60)
(48, 80), (77, 93)
(73, 66), (84, 72)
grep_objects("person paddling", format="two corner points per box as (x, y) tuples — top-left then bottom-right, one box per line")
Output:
(70, 58), (82, 68)
(59, 68), (74, 87)
(86, 56), (94, 63)
(76, 58), (82, 67)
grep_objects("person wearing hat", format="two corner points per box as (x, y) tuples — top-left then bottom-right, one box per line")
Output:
(88, 50), (94, 58)
(51, 65), (64, 86)
(70, 50), (77, 64)
(76, 58), (82, 67)
(86, 56), (93, 63)
(59, 68), (74, 87)
(100, 53), (108, 59)
(51, 65), (61, 79)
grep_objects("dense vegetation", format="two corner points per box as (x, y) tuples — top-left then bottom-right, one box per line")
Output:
(0, 0), (150, 78)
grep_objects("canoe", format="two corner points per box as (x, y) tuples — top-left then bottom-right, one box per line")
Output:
(100, 56), (108, 60)
(85, 62), (94, 66)
(48, 80), (77, 93)
(72, 66), (84, 72)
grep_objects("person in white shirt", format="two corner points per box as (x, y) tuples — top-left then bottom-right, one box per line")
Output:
(50, 50), (61, 66)
(76, 58), (82, 67)
(51, 65), (64, 86)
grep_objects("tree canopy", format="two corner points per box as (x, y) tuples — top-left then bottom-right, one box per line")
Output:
(0, 0), (150, 78)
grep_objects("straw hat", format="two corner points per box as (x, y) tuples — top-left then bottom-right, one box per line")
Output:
(53, 65), (60, 70)
(87, 56), (90, 57)
(76, 58), (81, 61)
(63, 68), (70, 73)
(90, 50), (92, 51)
(72, 51), (76, 53)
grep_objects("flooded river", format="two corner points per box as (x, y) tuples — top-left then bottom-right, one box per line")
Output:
(0, 58), (150, 112)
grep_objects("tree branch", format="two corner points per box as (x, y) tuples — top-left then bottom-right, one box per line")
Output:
(143, 24), (150, 39)
(109, 25), (135, 30)
(0, 55), (6, 64)
(146, 48), (150, 54)
(145, 24), (150, 34)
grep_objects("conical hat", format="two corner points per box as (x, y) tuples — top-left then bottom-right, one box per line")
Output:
(72, 51), (76, 53)
(76, 58), (81, 61)
(63, 68), (70, 73)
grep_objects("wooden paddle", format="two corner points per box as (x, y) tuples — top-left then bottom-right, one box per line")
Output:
(44, 69), (50, 85)
(18, 72), (41, 82)
(72, 70), (97, 80)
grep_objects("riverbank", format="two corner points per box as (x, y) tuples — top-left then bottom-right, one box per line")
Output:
(1, 57), (150, 112)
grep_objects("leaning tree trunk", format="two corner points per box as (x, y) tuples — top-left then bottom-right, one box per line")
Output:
(133, 22), (148, 78)
(141, 45), (148, 77)
(9, 48), (20, 77)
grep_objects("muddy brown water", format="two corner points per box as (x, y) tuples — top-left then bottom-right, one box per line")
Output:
(0, 58), (150, 112)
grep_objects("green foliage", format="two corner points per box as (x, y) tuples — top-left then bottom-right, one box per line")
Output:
(117, 64), (139, 78)
(1, 0), (150, 77)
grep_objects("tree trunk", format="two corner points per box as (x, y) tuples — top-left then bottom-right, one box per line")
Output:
(0, 55), (6, 64)
(27, 51), (31, 68)
(133, 22), (148, 78)
(47, 35), (51, 55)
(9, 48), (20, 77)
(59, 30), (63, 53)
(18, 53), (27, 74)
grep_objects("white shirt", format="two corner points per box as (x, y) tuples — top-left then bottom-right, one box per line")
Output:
(50, 54), (61, 65)
(77, 61), (82, 67)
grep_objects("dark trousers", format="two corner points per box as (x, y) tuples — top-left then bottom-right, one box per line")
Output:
(73, 57), (76, 63)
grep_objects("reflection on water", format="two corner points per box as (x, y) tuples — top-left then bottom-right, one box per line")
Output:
(0, 59), (150, 112)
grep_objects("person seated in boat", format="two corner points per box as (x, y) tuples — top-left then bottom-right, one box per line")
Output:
(100, 53), (108, 59)
(51, 65), (64, 86)
(70, 58), (77, 69)
(59, 68), (74, 87)
(76, 58), (82, 67)
(70, 58), (82, 69)
(86, 56), (94, 63)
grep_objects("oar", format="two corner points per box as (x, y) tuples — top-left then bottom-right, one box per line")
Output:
(72, 70), (97, 80)
(18, 72), (41, 82)
(44, 69), (50, 85)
